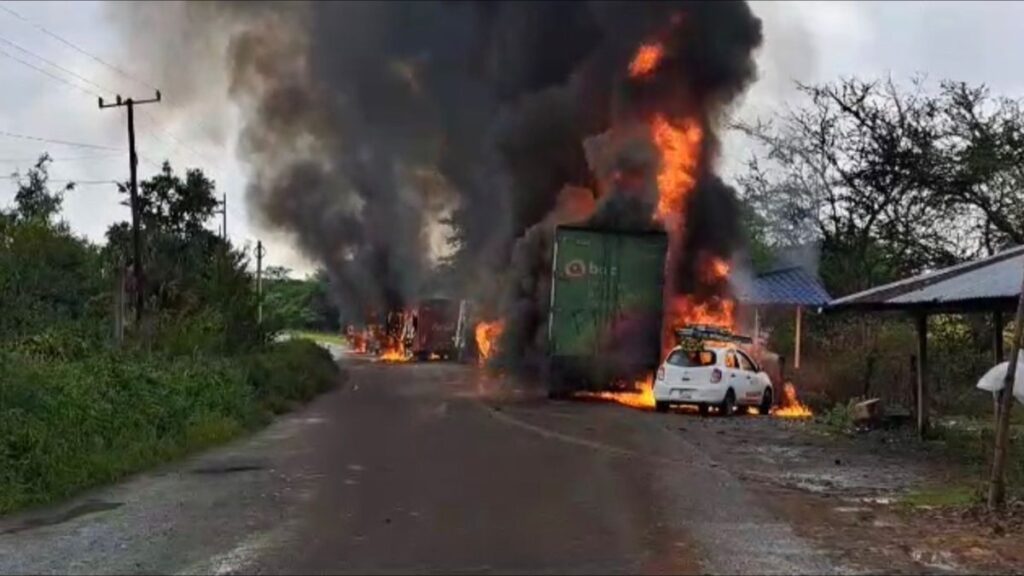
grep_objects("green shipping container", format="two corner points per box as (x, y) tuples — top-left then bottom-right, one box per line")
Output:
(546, 225), (668, 395)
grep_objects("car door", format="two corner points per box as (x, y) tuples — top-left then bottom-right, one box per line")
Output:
(735, 350), (760, 403)
(722, 350), (747, 395)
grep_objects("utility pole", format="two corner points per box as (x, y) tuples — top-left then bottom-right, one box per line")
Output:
(988, 264), (1024, 510)
(256, 241), (265, 326)
(100, 91), (161, 323)
(217, 193), (227, 239)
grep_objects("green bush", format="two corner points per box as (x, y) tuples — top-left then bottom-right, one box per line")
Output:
(0, 340), (340, 514)
(245, 339), (341, 414)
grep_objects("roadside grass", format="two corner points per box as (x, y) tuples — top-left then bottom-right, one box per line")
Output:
(285, 330), (347, 347)
(0, 339), (340, 515)
(901, 484), (981, 508)
(900, 416), (1024, 508)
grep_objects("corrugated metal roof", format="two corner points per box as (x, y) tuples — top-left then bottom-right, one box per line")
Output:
(734, 266), (832, 307)
(830, 245), (1024, 310)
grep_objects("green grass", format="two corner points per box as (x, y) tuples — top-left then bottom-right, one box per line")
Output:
(0, 340), (340, 514)
(285, 330), (347, 347)
(901, 484), (981, 508)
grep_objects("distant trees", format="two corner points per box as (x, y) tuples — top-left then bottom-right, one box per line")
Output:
(263, 268), (341, 333)
(736, 78), (1024, 296)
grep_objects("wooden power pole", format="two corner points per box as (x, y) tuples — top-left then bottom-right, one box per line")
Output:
(217, 193), (227, 239)
(256, 240), (265, 326)
(100, 91), (161, 323)
(988, 264), (1024, 510)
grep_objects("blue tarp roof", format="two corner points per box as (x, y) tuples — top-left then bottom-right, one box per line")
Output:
(734, 266), (832, 307)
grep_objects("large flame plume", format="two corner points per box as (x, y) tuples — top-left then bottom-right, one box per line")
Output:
(475, 320), (506, 366)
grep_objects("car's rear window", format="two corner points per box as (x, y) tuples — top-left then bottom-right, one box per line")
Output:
(667, 349), (716, 367)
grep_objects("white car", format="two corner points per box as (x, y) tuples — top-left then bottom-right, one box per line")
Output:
(653, 345), (774, 416)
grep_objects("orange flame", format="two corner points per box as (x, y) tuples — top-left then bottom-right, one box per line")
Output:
(475, 320), (505, 366)
(651, 114), (703, 222)
(773, 382), (813, 418)
(581, 374), (655, 409)
(378, 348), (409, 362)
(628, 43), (664, 78)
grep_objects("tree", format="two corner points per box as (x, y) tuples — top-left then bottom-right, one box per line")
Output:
(0, 154), (103, 342)
(937, 82), (1024, 254)
(735, 78), (958, 295)
(11, 154), (73, 224)
(122, 161), (219, 236)
(105, 163), (259, 352)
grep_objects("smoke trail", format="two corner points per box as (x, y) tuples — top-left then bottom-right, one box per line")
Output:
(109, 1), (762, 342)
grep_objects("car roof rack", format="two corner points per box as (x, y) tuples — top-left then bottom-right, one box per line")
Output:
(675, 325), (752, 345)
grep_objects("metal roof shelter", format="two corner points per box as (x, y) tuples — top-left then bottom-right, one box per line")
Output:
(735, 266), (832, 307)
(829, 245), (1024, 436)
(735, 266), (832, 371)
(831, 245), (1024, 313)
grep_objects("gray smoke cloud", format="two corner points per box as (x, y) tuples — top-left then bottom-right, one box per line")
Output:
(109, 1), (762, 350)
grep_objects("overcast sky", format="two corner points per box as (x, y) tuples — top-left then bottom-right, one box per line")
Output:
(1, 1), (1022, 275)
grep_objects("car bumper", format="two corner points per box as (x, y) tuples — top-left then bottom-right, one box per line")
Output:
(653, 382), (728, 404)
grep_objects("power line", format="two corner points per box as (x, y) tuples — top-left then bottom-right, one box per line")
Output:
(0, 43), (99, 97)
(139, 108), (220, 164)
(0, 152), (123, 163)
(0, 6), (222, 181)
(0, 129), (122, 151)
(0, 174), (118, 185)
(0, 31), (114, 96)
(0, 2), (156, 92)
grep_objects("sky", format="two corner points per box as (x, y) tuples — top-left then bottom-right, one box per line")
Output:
(0, 1), (1022, 276)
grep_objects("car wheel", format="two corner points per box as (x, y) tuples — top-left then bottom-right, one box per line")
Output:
(655, 401), (669, 413)
(759, 388), (774, 415)
(719, 389), (735, 417)
(698, 404), (710, 417)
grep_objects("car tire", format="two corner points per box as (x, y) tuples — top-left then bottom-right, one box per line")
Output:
(759, 388), (773, 415)
(719, 389), (736, 417)
(655, 401), (669, 413)
(698, 403), (710, 417)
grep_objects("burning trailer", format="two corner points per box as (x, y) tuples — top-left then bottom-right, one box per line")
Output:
(410, 298), (459, 361)
(545, 226), (668, 398)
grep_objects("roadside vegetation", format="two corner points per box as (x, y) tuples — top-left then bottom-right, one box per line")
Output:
(740, 83), (1023, 413)
(0, 156), (339, 514)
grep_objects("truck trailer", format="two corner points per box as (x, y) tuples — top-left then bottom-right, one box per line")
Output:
(411, 298), (458, 361)
(545, 225), (668, 397)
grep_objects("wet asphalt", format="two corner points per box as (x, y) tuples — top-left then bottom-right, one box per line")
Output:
(0, 357), (846, 575)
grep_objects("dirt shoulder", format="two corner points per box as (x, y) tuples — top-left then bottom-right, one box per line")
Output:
(682, 413), (1024, 574)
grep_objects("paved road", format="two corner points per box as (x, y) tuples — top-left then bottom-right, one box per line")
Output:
(0, 359), (845, 575)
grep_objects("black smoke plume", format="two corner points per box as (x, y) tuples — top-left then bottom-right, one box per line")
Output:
(111, 1), (762, 357)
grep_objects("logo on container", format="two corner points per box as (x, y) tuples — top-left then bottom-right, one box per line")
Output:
(565, 259), (586, 278)
(564, 259), (617, 278)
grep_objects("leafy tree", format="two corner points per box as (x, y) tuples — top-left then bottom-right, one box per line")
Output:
(936, 82), (1024, 253)
(105, 163), (260, 352)
(736, 78), (962, 294)
(0, 154), (104, 343)
(11, 154), (73, 224)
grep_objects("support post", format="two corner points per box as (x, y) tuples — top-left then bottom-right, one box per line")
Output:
(794, 305), (803, 370)
(915, 313), (930, 438)
(753, 307), (761, 353)
(988, 266), (1024, 510)
(993, 310), (1005, 419)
